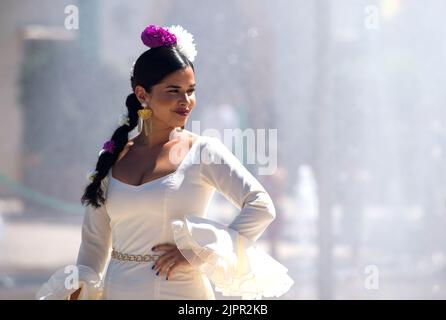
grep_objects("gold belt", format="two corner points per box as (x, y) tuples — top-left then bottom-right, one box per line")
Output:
(111, 249), (161, 263)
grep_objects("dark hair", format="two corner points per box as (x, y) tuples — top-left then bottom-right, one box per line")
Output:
(81, 45), (195, 208)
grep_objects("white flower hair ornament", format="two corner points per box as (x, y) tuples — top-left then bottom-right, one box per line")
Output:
(118, 112), (130, 126)
(166, 25), (198, 62)
(130, 24), (197, 79)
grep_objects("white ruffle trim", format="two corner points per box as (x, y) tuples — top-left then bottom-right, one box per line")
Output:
(171, 214), (294, 300)
(36, 265), (103, 300)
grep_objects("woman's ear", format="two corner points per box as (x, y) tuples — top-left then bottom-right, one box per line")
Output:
(134, 85), (148, 105)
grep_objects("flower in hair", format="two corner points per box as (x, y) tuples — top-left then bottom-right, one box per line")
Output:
(129, 60), (136, 79)
(139, 24), (197, 62)
(102, 140), (115, 153)
(86, 170), (98, 182)
(118, 113), (130, 126)
(167, 25), (197, 62)
(141, 25), (177, 48)
(130, 24), (198, 80)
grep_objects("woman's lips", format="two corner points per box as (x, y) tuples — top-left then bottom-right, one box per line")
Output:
(174, 110), (189, 116)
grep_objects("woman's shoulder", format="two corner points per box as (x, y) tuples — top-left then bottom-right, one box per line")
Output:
(181, 129), (201, 141)
(180, 130), (216, 146)
(178, 131), (231, 163)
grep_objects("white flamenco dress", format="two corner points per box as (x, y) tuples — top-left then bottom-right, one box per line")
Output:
(36, 135), (294, 300)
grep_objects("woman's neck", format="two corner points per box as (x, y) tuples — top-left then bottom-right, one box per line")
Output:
(132, 125), (182, 149)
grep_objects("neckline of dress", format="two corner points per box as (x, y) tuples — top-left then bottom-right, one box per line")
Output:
(109, 135), (203, 188)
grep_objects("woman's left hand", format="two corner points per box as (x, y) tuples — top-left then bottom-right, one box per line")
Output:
(152, 243), (191, 279)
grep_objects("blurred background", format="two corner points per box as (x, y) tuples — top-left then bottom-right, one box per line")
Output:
(0, 0), (445, 299)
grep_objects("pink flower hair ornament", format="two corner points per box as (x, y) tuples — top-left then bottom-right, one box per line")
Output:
(141, 25), (177, 48)
(87, 139), (115, 182)
(102, 140), (115, 154)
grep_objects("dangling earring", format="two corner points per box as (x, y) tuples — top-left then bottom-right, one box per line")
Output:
(138, 102), (153, 136)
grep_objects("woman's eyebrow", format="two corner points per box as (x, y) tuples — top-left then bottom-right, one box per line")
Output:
(165, 83), (196, 89)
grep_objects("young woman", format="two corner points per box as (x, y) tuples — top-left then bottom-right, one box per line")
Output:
(36, 24), (293, 300)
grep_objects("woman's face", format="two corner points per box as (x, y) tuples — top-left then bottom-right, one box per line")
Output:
(135, 66), (196, 129)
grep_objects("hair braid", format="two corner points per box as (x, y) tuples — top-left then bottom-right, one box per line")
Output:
(81, 93), (142, 208)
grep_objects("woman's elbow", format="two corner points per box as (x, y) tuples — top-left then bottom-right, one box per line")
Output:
(265, 200), (276, 222)
(258, 191), (276, 223)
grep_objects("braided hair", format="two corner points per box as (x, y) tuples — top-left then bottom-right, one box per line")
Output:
(81, 45), (194, 208)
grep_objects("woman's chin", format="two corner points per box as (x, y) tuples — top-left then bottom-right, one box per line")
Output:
(175, 118), (188, 126)
(168, 120), (187, 129)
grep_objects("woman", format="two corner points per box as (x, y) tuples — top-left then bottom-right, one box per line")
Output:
(36, 24), (293, 300)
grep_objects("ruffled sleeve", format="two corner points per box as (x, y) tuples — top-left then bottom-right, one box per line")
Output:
(36, 178), (112, 300)
(171, 215), (294, 300)
(171, 137), (294, 299)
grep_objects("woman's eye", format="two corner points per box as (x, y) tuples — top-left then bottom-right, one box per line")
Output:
(168, 89), (195, 94)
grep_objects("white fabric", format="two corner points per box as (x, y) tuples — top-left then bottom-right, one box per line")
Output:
(171, 214), (294, 299)
(35, 265), (103, 300)
(36, 135), (294, 299)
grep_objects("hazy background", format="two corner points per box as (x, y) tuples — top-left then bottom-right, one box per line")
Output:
(0, 0), (445, 299)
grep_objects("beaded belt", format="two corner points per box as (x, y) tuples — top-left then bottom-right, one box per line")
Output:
(111, 249), (161, 263)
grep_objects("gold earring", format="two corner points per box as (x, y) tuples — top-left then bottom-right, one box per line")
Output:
(138, 103), (153, 136)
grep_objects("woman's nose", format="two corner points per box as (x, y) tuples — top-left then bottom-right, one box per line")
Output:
(179, 93), (190, 106)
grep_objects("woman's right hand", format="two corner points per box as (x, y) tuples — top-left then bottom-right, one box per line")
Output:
(69, 288), (81, 300)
